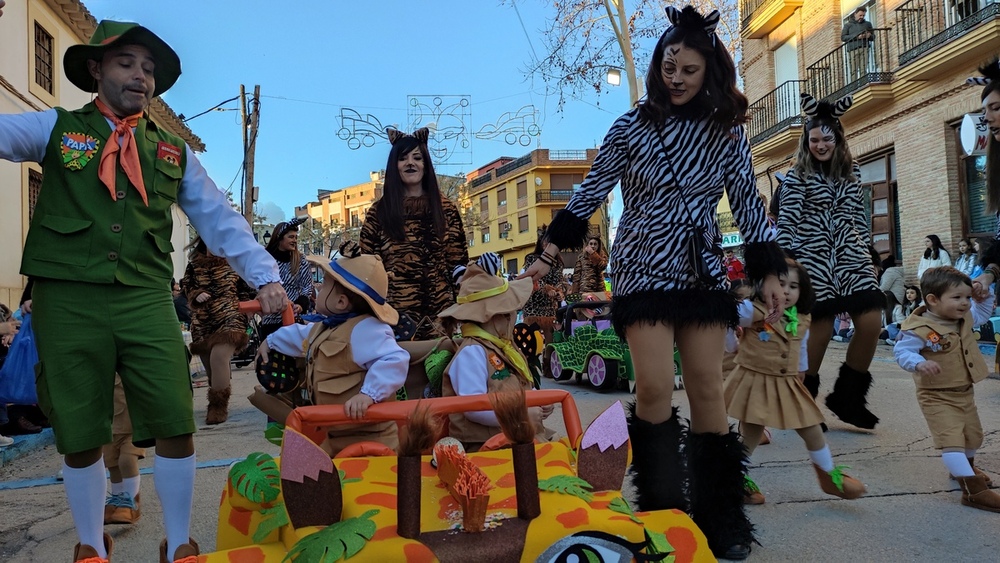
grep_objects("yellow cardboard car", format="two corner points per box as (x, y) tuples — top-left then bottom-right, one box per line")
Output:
(206, 390), (714, 562)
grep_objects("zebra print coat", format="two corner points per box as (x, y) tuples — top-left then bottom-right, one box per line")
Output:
(561, 108), (774, 297)
(775, 164), (882, 318)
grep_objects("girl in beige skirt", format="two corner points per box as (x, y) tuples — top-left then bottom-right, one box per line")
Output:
(725, 259), (866, 503)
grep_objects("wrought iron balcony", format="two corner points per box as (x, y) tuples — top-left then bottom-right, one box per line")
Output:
(748, 80), (805, 145)
(470, 171), (493, 188)
(740, 0), (804, 38)
(535, 190), (574, 203)
(717, 212), (737, 232)
(896, 0), (1000, 66)
(805, 28), (893, 102)
(496, 154), (533, 178)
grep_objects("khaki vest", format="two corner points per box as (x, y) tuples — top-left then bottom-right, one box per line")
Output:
(22, 103), (186, 289)
(900, 306), (988, 389)
(735, 303), (811, 376)
(441, 336), (541, 447)
(305, 315), (397, 455)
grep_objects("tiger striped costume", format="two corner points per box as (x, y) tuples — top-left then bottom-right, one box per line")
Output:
(182, 253), (256, 355)
(360, 195), (468, 339)
(548, 107), (780, 334)
(775, 164), (883, 318)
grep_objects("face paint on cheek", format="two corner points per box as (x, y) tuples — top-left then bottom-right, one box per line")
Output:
(820, 125), (835, 141)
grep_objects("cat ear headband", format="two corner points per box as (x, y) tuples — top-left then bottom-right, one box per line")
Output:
(665, 5), (720, 47)
(386, 127), (430, 146)
(966, 57), (1000, 86)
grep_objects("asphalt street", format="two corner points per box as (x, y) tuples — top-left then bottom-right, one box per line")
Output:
(2, 341), (999, 561)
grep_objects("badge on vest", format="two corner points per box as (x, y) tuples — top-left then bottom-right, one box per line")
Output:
(488, 352), (511, 381)
(61, 132), (100, 170)
(156, 141), (182, 166)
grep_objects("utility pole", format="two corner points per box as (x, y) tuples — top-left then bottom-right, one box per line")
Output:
(241, 84), (261, 225)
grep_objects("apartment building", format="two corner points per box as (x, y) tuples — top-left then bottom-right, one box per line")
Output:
(741, 0), (998, 277)
(296, 171), (384, 256)
(0, 0), (205, 306)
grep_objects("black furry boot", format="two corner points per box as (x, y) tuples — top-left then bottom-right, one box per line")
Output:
(626, 403), (688, 512)
(802, 373), (820, 399)
(825, 363), (879, 429)
(689, 430), (755, 560)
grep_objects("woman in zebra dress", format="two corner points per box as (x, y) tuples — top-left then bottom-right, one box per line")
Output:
(260, 218), (315, 339)
(522, 7), (785, 560)
(775, 94), (885, 430)
(969, 59), (1000, 302)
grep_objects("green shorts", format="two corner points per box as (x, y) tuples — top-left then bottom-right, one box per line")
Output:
(32, 279), (194, 454)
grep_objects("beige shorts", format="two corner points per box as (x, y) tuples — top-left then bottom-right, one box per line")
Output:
(102, 433), (146, 467)
(916, 385), (984, 450)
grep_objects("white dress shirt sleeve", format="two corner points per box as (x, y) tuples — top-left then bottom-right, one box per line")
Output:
(265, 323), (314, 357)
(737, 299), (754, 327)
(449, 344), (500, 427)
(0, 110), (57, 163)
(352, 317), (409, 403)
(972, 287), (996, 327)
(177, 146), (280, 288)
(798, 329), (810, 372)
(893, 330), (926, 372)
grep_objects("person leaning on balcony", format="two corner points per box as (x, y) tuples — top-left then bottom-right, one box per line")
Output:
(968, 58), (1000, 301)
(521, 6), (787, 560)
(841, 7), (874, 79)
(0, 11), (288, 563)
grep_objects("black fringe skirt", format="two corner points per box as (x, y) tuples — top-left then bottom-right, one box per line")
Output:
(612, 288), (738, 339)
(811, 288), (887, 320)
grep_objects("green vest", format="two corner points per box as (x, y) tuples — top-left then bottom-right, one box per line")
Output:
(21, 102), (188, 289)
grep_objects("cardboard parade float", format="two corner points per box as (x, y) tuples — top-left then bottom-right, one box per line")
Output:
(208, 388), (713, 562)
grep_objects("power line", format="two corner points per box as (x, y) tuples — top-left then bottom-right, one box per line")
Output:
(181, 96), (240, 122)
(259, 95), (403, 112)
(512, 0), (540, 64)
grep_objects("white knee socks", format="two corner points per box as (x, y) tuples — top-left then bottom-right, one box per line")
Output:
(63, 460), (107, 557)
(808, 446), (835, 472)
(943, 451), (974, 478)
(155, 454), (196, 559)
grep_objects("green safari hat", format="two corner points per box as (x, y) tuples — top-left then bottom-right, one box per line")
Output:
(64, 20), (181, 97)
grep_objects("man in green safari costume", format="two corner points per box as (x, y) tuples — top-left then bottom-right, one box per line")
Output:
(0, 5), (289, 561)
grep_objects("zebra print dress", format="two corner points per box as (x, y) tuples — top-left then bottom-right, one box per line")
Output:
(775, 165), (882, 318)
(558, 108), (777, 331)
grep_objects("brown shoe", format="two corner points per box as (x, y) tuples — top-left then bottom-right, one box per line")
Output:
(951, 457), (993, 487)
(206, 387), (231, 425)
(813, 464), (866, 499)
(159, 537), (200, 563)
(73, 532), (113, 562)
(743, 476), (765, 504)
(957, 474), (1000, 513)
(106, 492), (141, 524)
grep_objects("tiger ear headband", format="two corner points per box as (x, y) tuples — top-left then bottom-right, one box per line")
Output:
(966, 57), (1000, 86)
(664, 5), (720, 47)
(386, 127), (430, 146)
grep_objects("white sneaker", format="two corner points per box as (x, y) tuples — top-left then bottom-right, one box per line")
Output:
(832, 336), (845, 342)
(886, 339), (896, 346)
(0, 434), (14, 447)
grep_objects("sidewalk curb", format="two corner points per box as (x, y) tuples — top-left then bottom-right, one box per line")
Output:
(0, 428), (55, 467)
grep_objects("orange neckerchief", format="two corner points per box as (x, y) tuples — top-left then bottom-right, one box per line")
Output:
(95, 98), (149, 206)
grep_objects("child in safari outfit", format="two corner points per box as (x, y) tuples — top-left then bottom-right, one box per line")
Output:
(102, 375), (145, 525)
(893, 266), (1000, 512)
(258, 242), (409, 456)
(725, 259), (866, 504)
(438, 254), (552, 451)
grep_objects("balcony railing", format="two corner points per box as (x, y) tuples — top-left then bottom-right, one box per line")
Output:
(717, 212), (737, 231)
(748, 79), (805, 145)
(806, 28), (893, 102)
(896, 0), (1000, 66)
(740, 0), (769, 27)
(496, 154), (532, 178)
(536, 190), (574, 203)
(470, 171), (493, 188)
(548, 150), (588, 160)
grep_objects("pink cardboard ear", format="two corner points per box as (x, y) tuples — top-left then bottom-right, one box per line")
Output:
(576, 401), (629, 492)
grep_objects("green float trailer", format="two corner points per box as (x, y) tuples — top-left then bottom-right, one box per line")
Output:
(543, 300), (682, 393)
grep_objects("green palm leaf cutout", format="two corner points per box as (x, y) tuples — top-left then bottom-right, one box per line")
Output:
(282, 509), (379, 562)
(252, 502), (290, 543)
(608, 496), (642, 524)
(338, 469), (361, 488)
(645, 529), (676, 558)
(830, 464), (851, 492)
(538, 475), (593, 502)
(264, 422), (284, 446)
(229, 452), (281, 505)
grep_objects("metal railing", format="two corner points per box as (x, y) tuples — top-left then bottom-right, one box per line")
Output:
(717, 212), (737, 231)
(747, 79), (806, 145)
(496, 153), (532, 178)
(806, 28), (893, 102)
(470, 171), (493, 188)
(895, 0), (1000, 66)
(536, 190), (574, 203)
(548, 150), (588, 160)
(740, 0), (770, 27)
